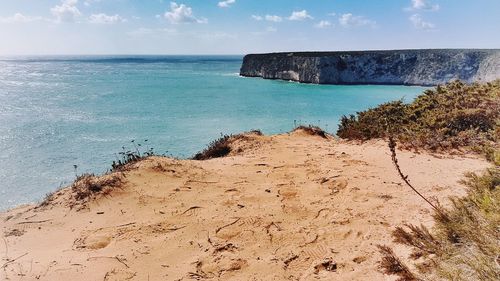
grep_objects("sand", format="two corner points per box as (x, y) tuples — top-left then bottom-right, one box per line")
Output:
(0, 129), (490, 281)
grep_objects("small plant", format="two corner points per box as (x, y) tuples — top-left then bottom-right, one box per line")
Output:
(111, 139), (156, 171)
(293, 125), (329, 138)
(192, 130), (263, 160)
(377, 245), (420, 281)
(70, 173), (124, 207)
(192, 134), (232, 160)
(388, 136), (444, 215)
(39, 140), (157, 208)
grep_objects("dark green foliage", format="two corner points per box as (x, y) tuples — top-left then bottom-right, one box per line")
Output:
(337, 80), (500, 153)
(193, 135), (232, 160)
(338, 101), (407, 139)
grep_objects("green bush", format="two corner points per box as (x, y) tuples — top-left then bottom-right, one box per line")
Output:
(337, 80), (500, 152)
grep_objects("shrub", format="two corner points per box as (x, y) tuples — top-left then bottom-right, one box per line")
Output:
(69, 173), (124, 208)
(192, 135), (232, 160)
(293, 125), (329, 138)
(337, 80), (500, 153)
(111, 140), (156, 171)
(192, 130), (263, 160)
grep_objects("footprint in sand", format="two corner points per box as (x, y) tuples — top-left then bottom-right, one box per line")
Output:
(239, 216), (262, 227)
(301, 244), (330, 261)
(197, 256), (248, 277)
(329, 178), (348, 194)
(279, 188), (298, 200)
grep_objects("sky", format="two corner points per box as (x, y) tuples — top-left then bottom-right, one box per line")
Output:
(0, 0), (499, 55)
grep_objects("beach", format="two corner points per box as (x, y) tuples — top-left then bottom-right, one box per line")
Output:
(1, 128), (490, 280)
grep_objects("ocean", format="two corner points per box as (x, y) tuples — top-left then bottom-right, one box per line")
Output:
(0, 55), (427, 209)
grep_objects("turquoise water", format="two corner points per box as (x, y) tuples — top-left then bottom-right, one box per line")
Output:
(0, 56), (427, 209)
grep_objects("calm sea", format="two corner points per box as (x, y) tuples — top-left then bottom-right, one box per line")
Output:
(0, 55), (427, 209)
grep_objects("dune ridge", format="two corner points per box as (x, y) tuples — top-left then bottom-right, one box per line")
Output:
(0, 129), (490, 280)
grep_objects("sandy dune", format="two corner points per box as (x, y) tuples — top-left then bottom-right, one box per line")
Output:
(0, 130), (490, 280)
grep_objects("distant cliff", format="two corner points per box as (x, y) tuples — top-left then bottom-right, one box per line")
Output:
(240, 49), (500, 86)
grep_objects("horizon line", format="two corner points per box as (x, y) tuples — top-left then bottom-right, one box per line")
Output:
(2, 47), (500, 57)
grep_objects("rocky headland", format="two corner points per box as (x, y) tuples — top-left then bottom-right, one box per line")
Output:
(240, 49), (500, 86)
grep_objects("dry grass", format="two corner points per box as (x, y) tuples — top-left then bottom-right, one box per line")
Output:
(377, 245), (421, 281)
(192, 130), (263, 160)
(68, 173), (124, 208)
(293, 125), (328, 138)
(111, 140), (157, 172)
(379, 168), (499, 281)
(38, 172), (125, 209)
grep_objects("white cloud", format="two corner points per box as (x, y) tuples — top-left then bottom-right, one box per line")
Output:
(164, 2), (207, 24)
(51, 0), (81, 23)
(251, 15), (263, 21)
(407, 0), (440, 11)
(339, 13), (376, 27)
(288, 10), (313, 21)
(0, 13), (43, 23)
(265, 15), (282, 22)
(409, 14), (436, 30)
(218, 0), (235, 8)
(252, 14), (282, 22)
(315, 20), (332, 28)
(89, 13), (126, 24)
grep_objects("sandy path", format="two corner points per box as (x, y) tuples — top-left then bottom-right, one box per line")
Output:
(0, 130), (489, 280)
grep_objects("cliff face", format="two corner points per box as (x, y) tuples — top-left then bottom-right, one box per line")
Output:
(240, 49), (500, 86)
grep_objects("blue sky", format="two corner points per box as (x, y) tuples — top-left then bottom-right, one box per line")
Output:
(0, 0), (499, 55)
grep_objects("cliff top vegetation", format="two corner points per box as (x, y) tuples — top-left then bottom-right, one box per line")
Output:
(337, 80), (500, 164)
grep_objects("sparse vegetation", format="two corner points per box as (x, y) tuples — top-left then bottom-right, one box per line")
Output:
(39, 139), (154, 208)
(338, 80), (500, 280)
(71, 173), (123, 203)
(377, 245), (420, 281)
(38, 172), (124, 209)
(337, 80), (500, 159)
(379, 167), (499, 281)
(193, 134), (232, 160)
(192, 130), (263, 160)
(111, 139), (156, 171)
(293, 125), (329, 138)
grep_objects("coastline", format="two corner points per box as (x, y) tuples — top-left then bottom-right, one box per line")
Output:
(240, 49), (500, 86)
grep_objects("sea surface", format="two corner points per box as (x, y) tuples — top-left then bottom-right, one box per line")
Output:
(0, 55), (428, 209)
